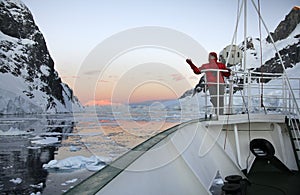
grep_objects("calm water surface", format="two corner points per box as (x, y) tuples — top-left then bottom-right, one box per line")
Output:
(0, 105), (184, 194)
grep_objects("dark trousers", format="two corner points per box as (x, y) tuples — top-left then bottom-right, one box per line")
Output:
(208, 84), (225, 115)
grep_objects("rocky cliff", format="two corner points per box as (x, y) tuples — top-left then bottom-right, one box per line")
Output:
(256, 6), (300, 75)
(0, 0), (83, 114)
(266, 6), (300, 43)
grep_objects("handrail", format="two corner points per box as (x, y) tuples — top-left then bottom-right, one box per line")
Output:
(198, 69), (300, 119)
(200, 69), (229, 117)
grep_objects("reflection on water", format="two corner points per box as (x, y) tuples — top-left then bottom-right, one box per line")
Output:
(0, 114), (75, 194)
(0, 137), (55, 194)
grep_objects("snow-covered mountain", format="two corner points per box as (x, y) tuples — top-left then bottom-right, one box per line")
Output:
(240, 7), (300, 74)
(181, 6), (300, 99)
(0, 0), (83, 114)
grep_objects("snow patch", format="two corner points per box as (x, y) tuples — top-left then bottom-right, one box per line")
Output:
(40, 65), (50, 76)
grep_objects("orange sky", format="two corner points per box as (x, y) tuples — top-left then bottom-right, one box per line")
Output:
(71, 27), (208, 106)
(84, 62), (196, 106)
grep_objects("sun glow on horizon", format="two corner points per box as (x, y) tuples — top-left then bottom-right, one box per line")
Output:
(73, 28), (207, 107)
(84, 99), (121, 106)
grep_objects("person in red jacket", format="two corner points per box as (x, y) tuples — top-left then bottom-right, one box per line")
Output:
(186, 52), (231, 115)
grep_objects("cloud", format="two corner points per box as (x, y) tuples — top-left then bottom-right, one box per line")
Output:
(98, 80), (110, 83)
(108, 75), (119, 80)
(83, 70), (101, 75)
(170, 73), (185, 81)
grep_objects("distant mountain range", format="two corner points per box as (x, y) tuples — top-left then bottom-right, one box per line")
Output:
(180, 6), (300, 99)
(0, 0), (83, 114)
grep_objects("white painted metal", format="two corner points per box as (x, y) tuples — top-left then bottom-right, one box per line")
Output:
(98, 120), (246, 195)
(234, 124), (242, 167)
(96, 112), (300, 194)
(220, 45), (243, 66)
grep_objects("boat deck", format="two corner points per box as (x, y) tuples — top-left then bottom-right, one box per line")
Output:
(245, 157), (300, 195)
(63, 120), (196, 195)
(64, 115), (300, 195)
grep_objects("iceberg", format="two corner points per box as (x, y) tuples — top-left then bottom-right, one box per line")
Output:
(43, 155), (110, 171)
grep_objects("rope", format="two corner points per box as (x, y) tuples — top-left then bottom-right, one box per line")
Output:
(225, 0), (244, 67)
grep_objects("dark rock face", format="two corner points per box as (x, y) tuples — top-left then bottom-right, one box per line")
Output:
(179, 89), (193, 99)
(0, 0), (82, 114)
(254, 7), (300, 79)
(0, 0), (36, 39)
(255, 42), (300, 76)
(240, 37), (255, 51)
(267, 6), (300, 43)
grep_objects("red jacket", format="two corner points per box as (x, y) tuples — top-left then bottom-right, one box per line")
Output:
(187, 59), (230, 85)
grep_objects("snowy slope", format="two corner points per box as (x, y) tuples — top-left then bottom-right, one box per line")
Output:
(0, 0), (83, 114)
(245, 23), (300, 69)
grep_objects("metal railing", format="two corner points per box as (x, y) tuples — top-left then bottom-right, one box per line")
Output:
(200, 69), (229, 117)
(199, 68), (300, 168)
(199, 69), (300, 119)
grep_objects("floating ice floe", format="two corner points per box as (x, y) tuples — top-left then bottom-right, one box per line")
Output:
(30, 182), (43, 189)
(69, 145), (81, 152)
(9, 178), (22, 184)
(61, 178), (78, 186)
(3, 165), (13, 169)
(30, 192), (41, 195)
(43, 155), (110, 171)
(0, 127), (31, 136)
(27, 146), (42, 150)
(31, 137), (59, 145)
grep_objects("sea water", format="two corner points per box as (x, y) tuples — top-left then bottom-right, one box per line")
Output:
(0, 102), (195, 194)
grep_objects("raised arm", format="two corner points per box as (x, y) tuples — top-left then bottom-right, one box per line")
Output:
(186, 59), (201, 74)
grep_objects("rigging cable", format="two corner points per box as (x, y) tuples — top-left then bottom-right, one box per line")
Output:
(250, 0), (300, 116)
(224, 0), (242, 150)
(225, 0), (244, 67)
(243, 0), (252, 173)
(240, 85), (252, 172)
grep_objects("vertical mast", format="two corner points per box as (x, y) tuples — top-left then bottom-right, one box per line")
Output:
(243, 0), (247, 70)
(244, 0), (250, 112)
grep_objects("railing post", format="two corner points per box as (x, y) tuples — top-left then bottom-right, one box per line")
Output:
(227, 79), (234, 115)
(234, 124), (242, 167)
(283, 76), (287, 114)
(204, 74), (208, 119)
(217, 69), (220, 117)
(247, 70), (252, 112)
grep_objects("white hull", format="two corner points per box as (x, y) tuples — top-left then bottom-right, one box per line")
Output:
(94, 114), (297, 195)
